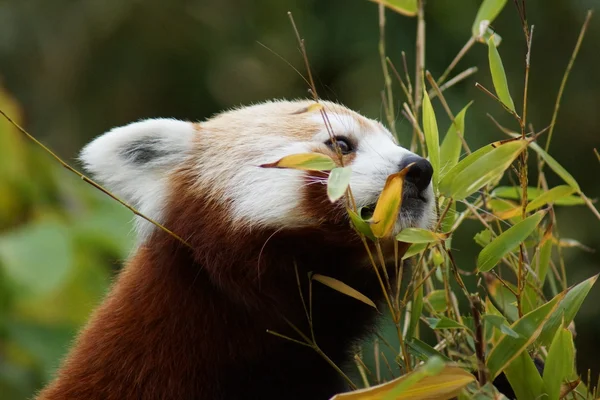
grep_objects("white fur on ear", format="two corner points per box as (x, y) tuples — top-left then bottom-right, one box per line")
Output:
(80, 118), (196, 239)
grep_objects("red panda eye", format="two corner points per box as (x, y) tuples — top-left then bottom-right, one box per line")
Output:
(325, 137), (354, 155)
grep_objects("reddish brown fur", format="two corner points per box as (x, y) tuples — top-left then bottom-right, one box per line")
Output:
(37, 165), (396, 400)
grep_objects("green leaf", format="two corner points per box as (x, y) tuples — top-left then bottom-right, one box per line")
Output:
(538, 275), (598, 346)
(422, 89), (440, 189)
(312, 274), (377, 309)
(503, 352), (545, 400)
(348, 209), (376, 241)
(477, 26), (503, 46)
(440, 102), (472, 177)
(327, 167), (352, 202)
(407, 337), (452, 362)
(425, 290), (448, 313)
(369, 0), (417, 17)
(486, 293), (563, 379)
(426, 317), (471, 332)
(331, 361), (475, 400)
(260, 152), (336, 171)
(526, 185), (576, 212)
(494, 185), (580, 219)
(492, 186), (584, 206)
(536, 236), (553, 285)
(472, 0), (508, 38)
(528, 141), (581, 192)
(474, 229), (493, 248)
(401, 242), (428, 260)
(543, 328), (575, 400)
(477, 211), (545, 272)
(396, 228), (448, 244)
(488, 36), (515, 112)
(439, 139), (527, 201)
(406, 285), (424, 340)
(0, 220), (73, 295)
(483, 314), (518, 338)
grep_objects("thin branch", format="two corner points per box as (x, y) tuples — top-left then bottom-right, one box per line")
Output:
(425, 70), (471, 155)
(0, 109), (192, 249)
(437, 37), (476, 86)
(413, 0), (426, 114)
(475, 82), (521, 122)
(545, 10), (593, 151)
(429, 67), (478, 100)
(378, 3), (396, 136)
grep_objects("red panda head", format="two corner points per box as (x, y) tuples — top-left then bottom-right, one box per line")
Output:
(80, 100), (435, 250)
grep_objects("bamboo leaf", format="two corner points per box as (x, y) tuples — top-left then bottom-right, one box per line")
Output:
(439, 139), (527, 200)
(495, 185), (579, 219)
(426, 317), (471, 332)
(492, 186), (584, 206)
(371, 168), (410, 238)
(422, 89), (440, 188)
(402, 242), (428, 260)
(483, 314), (518, 338)
(543, 328), (575, 400)
(477, 211), (545, 272)
(348, 209), (376, 241)
(407, 285), (424, 340)
(536, 234), (553, 285)
(260, 153), (336, 171)
(396, 228), (448, 244)
(440, 102), (472, 177)
(538, 274), (598, 346)
(471, 0), (508, 38)
(477, 26), (503, 46)
(503, 352), (545, 400)
(332, 359), (474, 400)
(488, 37), (515, 112)
(406, 338), (452, 362)
(486, 293), (564, 379)
(312, 274), (377, 309)
(369, 0), (417, 17)
(425, 290), (448, 313)
(327, 167), (352, 202)
(528, 141), (581, 192)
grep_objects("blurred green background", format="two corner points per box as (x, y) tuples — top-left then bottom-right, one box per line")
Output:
(0, 0), (598, 398)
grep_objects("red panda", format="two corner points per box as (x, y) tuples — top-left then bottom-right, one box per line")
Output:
(36, 100), (435, 400)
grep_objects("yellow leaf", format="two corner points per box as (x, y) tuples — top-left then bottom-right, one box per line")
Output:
(306, 103), (324, 112)
(371, 166), (411, 238)
(330, 365), (475, 400)
(260, 153), (336, 171)
(312, 274), (377, 309)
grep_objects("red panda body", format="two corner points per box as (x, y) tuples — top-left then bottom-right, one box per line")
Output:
(36, 100), (435, 400)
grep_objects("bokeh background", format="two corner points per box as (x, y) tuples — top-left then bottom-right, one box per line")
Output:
(0, 0), (598, 398)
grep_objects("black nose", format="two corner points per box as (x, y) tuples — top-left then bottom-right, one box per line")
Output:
(399, 155), (433, 192)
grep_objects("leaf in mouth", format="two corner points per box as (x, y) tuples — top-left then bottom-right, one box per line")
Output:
(370, 163), (413, 238)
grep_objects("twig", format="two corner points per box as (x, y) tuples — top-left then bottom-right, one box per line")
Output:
(0, 109), (192, 249)
(437, 37), (476, 86)
(429, 67), (478, 100)
(475, 82), (521, 122)
(378, 3), (396, 136)
(470, 295), (488, 386)
(413, 0), (426, 115)
(425, 70), (471, 155)
(545, 10), (593, 151)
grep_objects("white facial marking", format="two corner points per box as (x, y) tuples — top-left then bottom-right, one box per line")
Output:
(80, 118), (196, 240)
(80, 100), (436, 241)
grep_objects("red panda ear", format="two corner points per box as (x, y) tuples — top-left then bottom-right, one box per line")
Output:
(80, 118), (196, 238)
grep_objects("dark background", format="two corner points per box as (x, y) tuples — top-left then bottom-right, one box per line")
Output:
(0, 0), (598, 398)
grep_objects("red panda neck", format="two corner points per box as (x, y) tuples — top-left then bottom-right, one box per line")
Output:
(37, 229), (388, 400)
